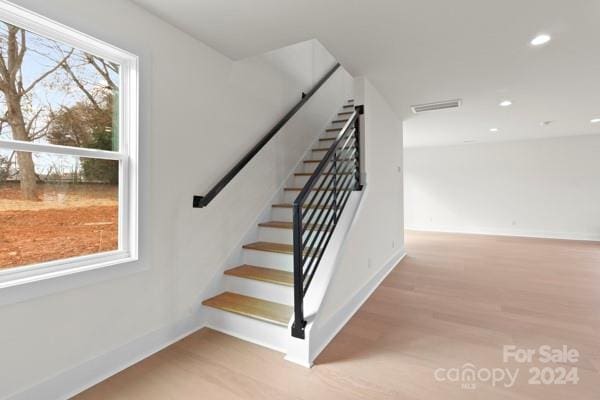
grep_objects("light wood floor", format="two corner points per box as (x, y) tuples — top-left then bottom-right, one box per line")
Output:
(76, 231), (600, 399)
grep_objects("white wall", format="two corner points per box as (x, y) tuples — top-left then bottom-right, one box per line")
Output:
(0, 1), (350, 398)
(308, 78), (405, 360)
(405, 134), (600, 240)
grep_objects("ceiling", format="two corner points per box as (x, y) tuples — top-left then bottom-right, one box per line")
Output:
(133, 0), (600, 147)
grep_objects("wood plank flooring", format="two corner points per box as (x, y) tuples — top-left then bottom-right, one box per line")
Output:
(75, 230), (600, 399)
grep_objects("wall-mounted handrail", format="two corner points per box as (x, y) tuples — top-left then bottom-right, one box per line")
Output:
(193, 63), (341, 208)
(291, 105), (364, 339)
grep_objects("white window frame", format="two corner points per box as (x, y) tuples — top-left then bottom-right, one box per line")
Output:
(0, 0), (138, 289)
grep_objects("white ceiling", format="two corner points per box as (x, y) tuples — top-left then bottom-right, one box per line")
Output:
(133, 0), (600, 147)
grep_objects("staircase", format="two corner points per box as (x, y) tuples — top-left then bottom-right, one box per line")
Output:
(202, 99), (357, 350)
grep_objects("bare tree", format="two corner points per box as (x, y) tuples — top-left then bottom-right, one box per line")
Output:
(0, 24), (71, 200)
(61, 52), (118, 112)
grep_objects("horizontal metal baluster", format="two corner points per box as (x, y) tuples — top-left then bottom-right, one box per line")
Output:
(301, 162), (336, 217)
(303, 213), (337, 289)
(302, 189), (338, 250)
(302, 169), (356, 285)
(300, 174), (336, 233)
(300, 157), (356, 243)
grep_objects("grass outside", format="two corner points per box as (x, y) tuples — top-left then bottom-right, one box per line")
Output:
(0, 183), (118, 269)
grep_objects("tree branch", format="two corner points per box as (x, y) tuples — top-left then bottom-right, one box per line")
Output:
(86, 54), (117, 90)
(61, 59), (102, 111)
(22, 48), (73, 95)
(25, 108), (42, 135)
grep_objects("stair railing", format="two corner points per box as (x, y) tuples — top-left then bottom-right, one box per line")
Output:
(291, 105), (364, 339)
(193, 63), (341, 208)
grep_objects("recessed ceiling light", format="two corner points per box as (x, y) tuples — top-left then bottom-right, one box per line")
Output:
(499, 100), (512, 107)
(591, 118), (600, 124)
(531, 34), (551, 46)
(490, 128), (499, 132)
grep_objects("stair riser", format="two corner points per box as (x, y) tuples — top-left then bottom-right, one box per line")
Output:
(223, 275), (293, 305)
(303, 160), (356, 174)
(271, 207), (337, 224)
(271, 208), (294, 222)
(331, 120), (350, 127)
(204, 308), (289, 353)
(258, 226), (293, 243)
(243, 249), (294, 270)
(258, 226), (328, 246)
(284, 189), (354, 204)
(283, 187), (333, 203)
(293, 174), (329, 187)
(293, 174), (356, 188)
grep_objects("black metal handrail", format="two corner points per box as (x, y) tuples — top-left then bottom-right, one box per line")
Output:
(291, 105), (364, 339)
(193, 63), (341, 208)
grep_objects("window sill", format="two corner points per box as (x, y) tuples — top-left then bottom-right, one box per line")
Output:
(0, 252), (145, 306)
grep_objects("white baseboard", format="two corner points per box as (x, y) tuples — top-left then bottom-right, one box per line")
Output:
(8, 315), (205, 400)
(405, 226), (600, 242)
(309, 249), (406, 364)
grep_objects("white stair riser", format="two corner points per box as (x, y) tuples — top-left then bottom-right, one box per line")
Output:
(271, 207), (337, 223)
(303, 162), (320, 174)
(204, 308), (289, 353)
(309, 146), (355, 159)
(258, 226), (328, 246)
(258, 226), (293, 243)
(293, 174), (356, 188)
(243, 249), (294, 270)
(331, 120), (350, 127)
(242, 249), (319, 271)
(283, 189), (337, 204)
(283, 188), (355, 204)
(311, 147), (355, 159)
(292, 175), (314, 188)
(311, 149), (328, 159)
(293, 174), (328, 187)
(303, 160), (356, 174)
(223, 275), (293, 305)
(271, 207), (294, 222)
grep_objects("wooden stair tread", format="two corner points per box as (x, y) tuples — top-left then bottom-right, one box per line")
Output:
(242, 241), (318, 256)
(294, 172), (352, 176)
(258, 220), (332, 232)
(304, 158), (354, 163)
(243, 241), (293, 254)
(326, 128), (341, 132)
(284, 187), (351, 192)
(202, 292), (291, 326)
(343, 104), (354, 109)
(319, 137), (335, 141)
(332, 119), (349, 123)
(272, 203), (333, 209)
(338, 111), (353, 116)
(224, 265), (292, 286)
(314, 147), (354, 152)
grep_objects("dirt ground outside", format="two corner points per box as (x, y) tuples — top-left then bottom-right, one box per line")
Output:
(0, 183), (118, 269)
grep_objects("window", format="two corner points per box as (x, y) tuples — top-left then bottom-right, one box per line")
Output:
(0, 2), (138, 288)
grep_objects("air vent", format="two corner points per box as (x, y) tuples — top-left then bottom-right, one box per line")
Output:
(411, 99), (462, 114)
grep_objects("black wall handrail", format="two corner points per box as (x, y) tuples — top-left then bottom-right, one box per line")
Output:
(291, 105), (364, 339)
(193, 62), (342, 208)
